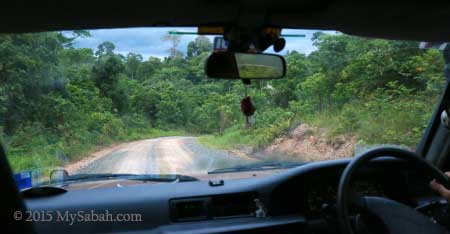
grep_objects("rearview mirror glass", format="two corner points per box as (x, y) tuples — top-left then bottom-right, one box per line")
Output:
(205, 52), (286, 80)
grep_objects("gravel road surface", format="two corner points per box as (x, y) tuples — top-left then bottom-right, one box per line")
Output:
(75, 136), (254, 175)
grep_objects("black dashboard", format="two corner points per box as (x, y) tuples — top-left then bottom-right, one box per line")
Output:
(25, 158), (450, 234)
(269, 159), (437, 218)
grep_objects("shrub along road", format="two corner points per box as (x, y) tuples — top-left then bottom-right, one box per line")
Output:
(71, 136), (253, 175)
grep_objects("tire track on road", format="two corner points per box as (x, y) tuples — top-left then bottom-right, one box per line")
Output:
(71, 136), (255, 175)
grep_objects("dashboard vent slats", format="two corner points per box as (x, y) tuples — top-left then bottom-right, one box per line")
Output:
(170, 192), (257, 222)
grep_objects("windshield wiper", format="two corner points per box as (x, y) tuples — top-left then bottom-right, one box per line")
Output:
(52, 173), (198, 185)
(208, 161), (307, 174)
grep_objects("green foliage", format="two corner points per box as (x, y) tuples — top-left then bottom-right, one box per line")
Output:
(0, 31), (447, 173)
(187, 36), (212, 58)
(198, 125), (256, 150)
(292, 35), (444, 147)
(204, 34), (446, 152)
(199, 107), (294, 149)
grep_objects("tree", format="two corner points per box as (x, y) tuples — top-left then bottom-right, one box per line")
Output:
(92, 55), (127, 113)
(161, 34), (182, 58)
(95, 41), (116, 57)
(187, 36), (212, 58)
(125, 52), (143, 80)
(59, 30), (91, 48)
(136, 57), (162, 81)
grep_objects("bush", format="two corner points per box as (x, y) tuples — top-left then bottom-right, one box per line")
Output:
(199, 107), (294, 149)
(308, 92), (437, 147)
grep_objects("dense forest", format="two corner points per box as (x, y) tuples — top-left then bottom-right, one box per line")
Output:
(0, 30), (445, 173)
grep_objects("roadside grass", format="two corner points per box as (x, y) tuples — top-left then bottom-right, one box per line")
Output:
(307, 97), (435, 147)
(198, 126), (259, 150)
(198, 117), (292, 151)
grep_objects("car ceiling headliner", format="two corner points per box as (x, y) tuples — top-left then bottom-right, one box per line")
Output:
(2, 1), (450, 42)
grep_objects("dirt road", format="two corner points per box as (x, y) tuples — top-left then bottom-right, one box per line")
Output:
(70, 136), (254, 175)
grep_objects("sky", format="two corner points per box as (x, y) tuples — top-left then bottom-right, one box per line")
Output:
(72, 27), (329, 60)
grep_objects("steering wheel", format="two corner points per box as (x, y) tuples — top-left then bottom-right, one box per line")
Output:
(337, 147), (450, 234)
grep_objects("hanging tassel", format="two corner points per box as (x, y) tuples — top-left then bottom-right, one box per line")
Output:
(240, 96), (256, 117)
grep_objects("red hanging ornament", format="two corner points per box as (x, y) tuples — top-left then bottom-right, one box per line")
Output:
(240, 96), (256, 117)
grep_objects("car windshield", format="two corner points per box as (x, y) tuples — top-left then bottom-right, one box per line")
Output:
(2, 28), (446, 189)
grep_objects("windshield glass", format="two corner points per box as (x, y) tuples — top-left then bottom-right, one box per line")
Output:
(2, 28), (446, 189)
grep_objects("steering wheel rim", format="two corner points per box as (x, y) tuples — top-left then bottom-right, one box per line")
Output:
(337, 147), (450, 234)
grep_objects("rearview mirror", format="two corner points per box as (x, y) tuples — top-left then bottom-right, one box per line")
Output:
(205, 52), (286, 80)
